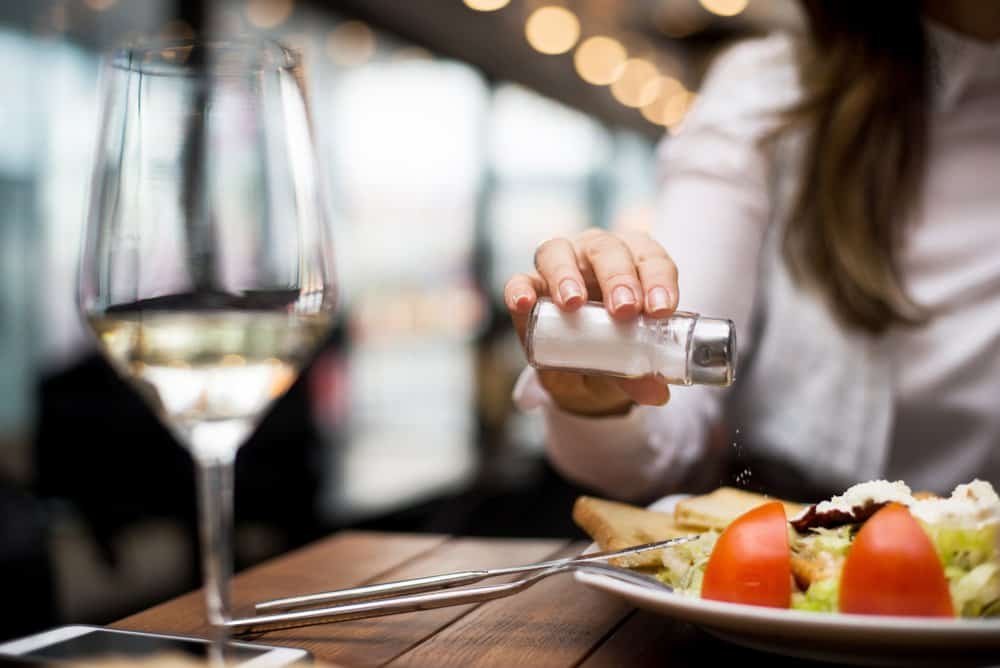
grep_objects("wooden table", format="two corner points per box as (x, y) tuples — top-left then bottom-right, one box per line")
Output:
(114, 531), (820, 667)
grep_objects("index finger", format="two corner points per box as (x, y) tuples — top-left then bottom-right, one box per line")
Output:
(504, 271), (546, 344)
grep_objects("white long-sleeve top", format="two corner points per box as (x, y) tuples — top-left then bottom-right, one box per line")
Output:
(514, 24), (1000, 501)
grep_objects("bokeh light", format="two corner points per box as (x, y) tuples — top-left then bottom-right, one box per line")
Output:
(246, 0), (294, 29)
(525, 6), (580, 55)
(327, 20), (377, 66)
(573, 36), (627, 86)
(610, 58), (660, 108)
(463, 0), (511, 10)
(699, 0), (749, 17)
(664, 91), (697, 128)
(639, 77), (687, 126)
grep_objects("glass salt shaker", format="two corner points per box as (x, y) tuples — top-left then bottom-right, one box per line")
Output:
(525, 297), (737, 386)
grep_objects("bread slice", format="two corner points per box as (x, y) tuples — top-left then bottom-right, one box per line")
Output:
(572, 496), (697, 568)
(674, 487), (806, 531)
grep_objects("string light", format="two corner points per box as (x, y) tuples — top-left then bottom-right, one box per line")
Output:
(664, 91), (697, 128)
(639, 76), (687, 125)
(463, 0), (510, 10)
(525, 6), (580, 55)
(246, 0), (294, 29)
(610, 58), (660, 108)
(573, 36), (627, 86)
(699, 0), (748, 18)
(327, 20), (376, 66)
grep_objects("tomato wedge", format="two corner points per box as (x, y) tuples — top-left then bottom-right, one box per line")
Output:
(839, 503), (954, 617)
(701, 501), (791, 608)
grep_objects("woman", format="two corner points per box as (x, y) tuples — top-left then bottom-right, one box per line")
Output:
(505, 1), (1000, 502)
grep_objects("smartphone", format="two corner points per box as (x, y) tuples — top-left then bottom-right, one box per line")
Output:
(0, 625), (310, 666)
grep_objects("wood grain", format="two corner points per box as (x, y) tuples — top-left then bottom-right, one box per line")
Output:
(241, 536), (568, 667)
(386, 542), (634, 668)
(113, 531), (446, 638)
(114, 532), (568, 667)
(115, 532), (835, 667)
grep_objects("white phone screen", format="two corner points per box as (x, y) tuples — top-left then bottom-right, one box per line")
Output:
(0, 626), (309, 667)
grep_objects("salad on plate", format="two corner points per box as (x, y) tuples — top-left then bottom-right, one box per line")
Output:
(653, 479), (1000, 618)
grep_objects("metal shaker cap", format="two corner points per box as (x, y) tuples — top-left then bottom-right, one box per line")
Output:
(689, 317), (737, 386)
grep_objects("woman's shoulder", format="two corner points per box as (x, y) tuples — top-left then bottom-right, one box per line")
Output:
(658, 33), (802, 175)
(691, 32), (803, 128)
(706, 32), (800, 80)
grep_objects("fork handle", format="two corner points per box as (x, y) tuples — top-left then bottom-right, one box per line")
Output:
(254, 570), (492, 611)
(231, 571), (544, 635)
(231, 563), (669, 636)
(253, 535), (696, 613)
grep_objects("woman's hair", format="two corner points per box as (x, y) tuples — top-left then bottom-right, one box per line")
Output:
(780, 1), (930, 333)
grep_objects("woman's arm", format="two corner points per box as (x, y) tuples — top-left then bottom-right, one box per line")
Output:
(513, 34), (799, 501)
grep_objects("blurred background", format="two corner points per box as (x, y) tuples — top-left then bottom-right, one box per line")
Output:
(0, 0), (800, 640)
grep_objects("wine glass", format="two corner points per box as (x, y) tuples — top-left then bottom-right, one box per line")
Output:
(78, 38), (337, 643)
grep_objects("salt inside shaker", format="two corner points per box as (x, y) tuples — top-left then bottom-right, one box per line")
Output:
(525, 297), (736, 386)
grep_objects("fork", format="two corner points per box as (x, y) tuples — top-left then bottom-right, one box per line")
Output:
(228, 561), (672, 635)
(254, 535), (697, 613)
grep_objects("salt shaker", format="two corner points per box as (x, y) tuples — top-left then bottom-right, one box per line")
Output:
(525, 297), (736, 386)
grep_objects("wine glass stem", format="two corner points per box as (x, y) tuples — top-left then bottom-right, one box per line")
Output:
(195, 453), (236, 635)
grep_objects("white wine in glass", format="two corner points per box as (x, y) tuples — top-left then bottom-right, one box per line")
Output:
(88, 307), (331, 454)
(78, 39), (337, 644)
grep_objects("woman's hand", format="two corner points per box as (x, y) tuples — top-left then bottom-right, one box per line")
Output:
(505, 229), (679, 416)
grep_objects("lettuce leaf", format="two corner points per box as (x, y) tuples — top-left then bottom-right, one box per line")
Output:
(922, 523), (998, 572)
(917, 522), (998, 617)
(656, 531), (718, 596)
(791, 525), (854, 557)
(918, 521), (999, 617)
(950, 562), (1000, 617)
(792, 577), (838, 613)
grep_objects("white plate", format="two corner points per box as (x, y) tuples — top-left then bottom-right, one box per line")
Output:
(573, 494), (1000, 666)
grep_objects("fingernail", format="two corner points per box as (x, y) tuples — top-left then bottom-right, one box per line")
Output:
(612, 285), (636, 312)
(647, 287), (669, 312)
(559, 279), (584, 306)
(665, 287), (677, 310)
(513, 293), (531, 310)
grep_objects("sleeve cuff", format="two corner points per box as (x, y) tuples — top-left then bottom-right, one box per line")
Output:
(512, 367), (666, 499)
(512, 366), (714, 501)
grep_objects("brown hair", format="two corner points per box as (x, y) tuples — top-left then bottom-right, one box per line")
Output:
(780, 1), (930, 333)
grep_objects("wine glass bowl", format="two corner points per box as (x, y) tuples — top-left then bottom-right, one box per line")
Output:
(78, 38), (336, 634)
